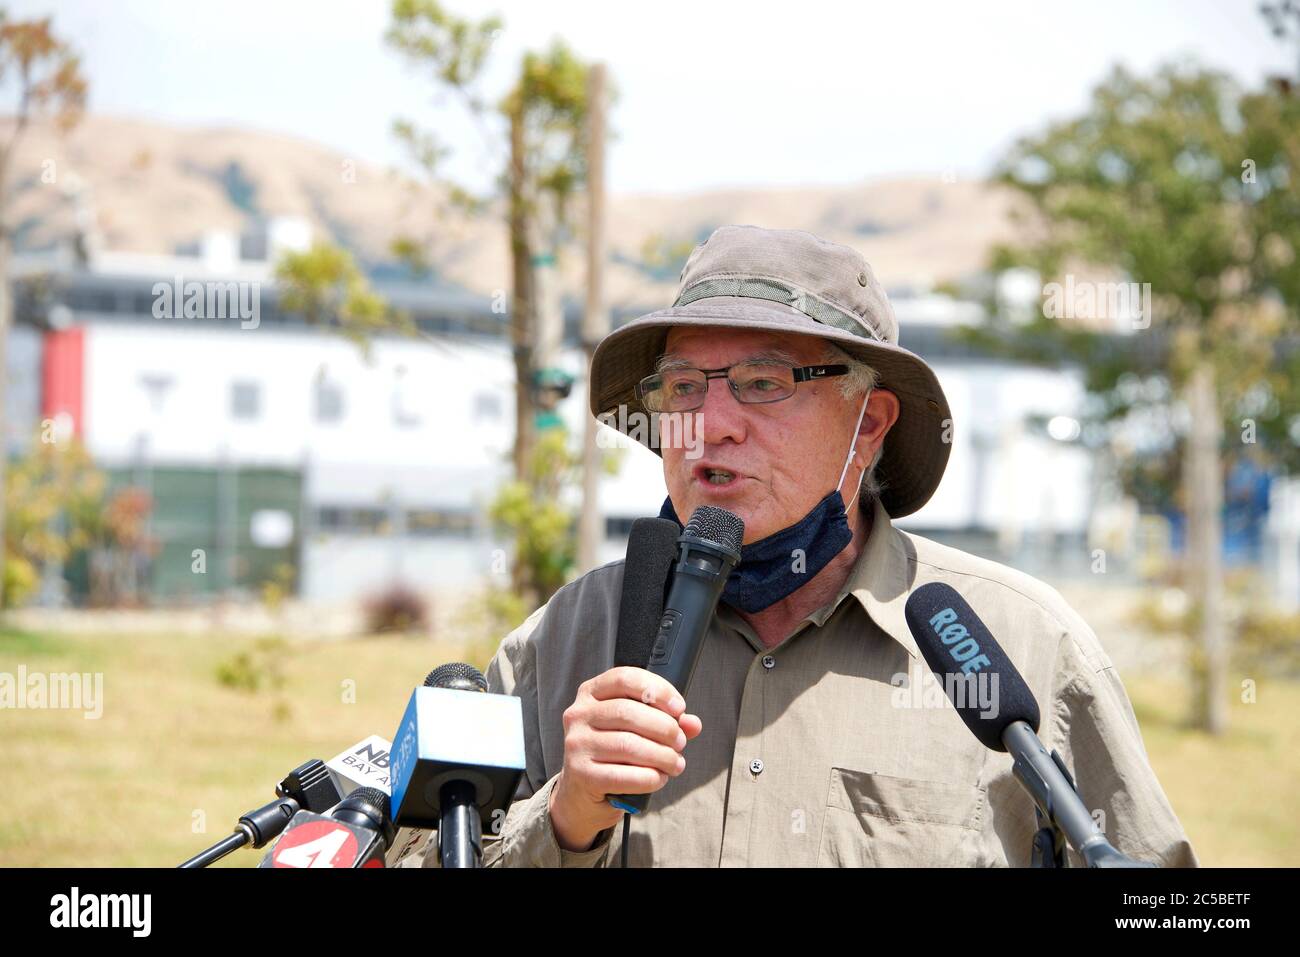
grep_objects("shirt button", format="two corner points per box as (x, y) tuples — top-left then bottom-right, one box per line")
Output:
(761, 655), (775, 670)
(749, 758), (764, 775)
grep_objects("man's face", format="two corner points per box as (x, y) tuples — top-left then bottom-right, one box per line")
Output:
(659, 326), (897, 544)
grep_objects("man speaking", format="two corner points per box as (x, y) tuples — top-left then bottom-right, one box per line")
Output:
(425, 224), (1197, 867)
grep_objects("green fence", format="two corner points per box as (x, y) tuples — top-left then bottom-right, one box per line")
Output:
(67, 464), (303, 603)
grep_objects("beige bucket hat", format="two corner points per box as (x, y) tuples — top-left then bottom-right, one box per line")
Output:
(589, 224), (952, 517)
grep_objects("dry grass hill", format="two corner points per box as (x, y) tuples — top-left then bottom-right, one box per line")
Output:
(2, 113), (1024, 309)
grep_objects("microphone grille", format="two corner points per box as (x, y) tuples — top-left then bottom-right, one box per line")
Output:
(425, 662), (488, 692)
(684, 505), (744, 553)
(348, 786), (391, 821)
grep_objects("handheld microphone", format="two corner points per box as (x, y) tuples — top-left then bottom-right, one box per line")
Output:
(903, 581), (1155, 867)
(608, 505), (743, 815)
(388, 663), (527, 868)
(259, 787), (395, 868)
(613, 518), (681, 669)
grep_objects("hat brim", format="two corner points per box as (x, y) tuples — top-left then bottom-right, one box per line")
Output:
(589, 295), (952, 518)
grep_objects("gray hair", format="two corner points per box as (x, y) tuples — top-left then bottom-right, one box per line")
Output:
(822, 341), (886, 506)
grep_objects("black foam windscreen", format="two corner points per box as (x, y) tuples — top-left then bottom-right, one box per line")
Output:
(614, 517), (681, 668)
(902, 581), (1041, 752)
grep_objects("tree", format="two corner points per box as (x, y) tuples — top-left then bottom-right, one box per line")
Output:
(273, 240), (412, 356)
(968, 62), (1300, 733)
(3, 429), (152, 608)
(0, 11), (86, 610)
(386, 0), (606, 602)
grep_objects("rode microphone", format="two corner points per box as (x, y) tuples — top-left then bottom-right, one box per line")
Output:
(608, 505), (743, 815)
(259, 787), (395, 868)
(388, 663), (526, 868)
(179, 759), (342, 868)
(904, 581), (1154, 868)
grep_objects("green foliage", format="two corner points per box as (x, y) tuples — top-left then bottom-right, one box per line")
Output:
(218, 159), (258, 214)
(384, 1), (611, 243)
(273, 241), (414, 355)
(386, 0), (503, 94)
(214, 636), (288, 694)
(213, 636), (293, 723)
(0, 12), (88, 135)
(488, 428), (580, 608)
(2, 556), (36, 607)
(970, 62), (1300, 505)
(1130, 571), (1300, 679)
(259, 562), (295, 613)
(2, 435), (154, 607)
(637, 233), (700, 282)
(5, 435), (103, 564)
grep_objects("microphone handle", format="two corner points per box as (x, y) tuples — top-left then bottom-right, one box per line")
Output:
(1002, 721), (1154, 867)
(439, 779), (483, 868)
(608, 553), (731, 815)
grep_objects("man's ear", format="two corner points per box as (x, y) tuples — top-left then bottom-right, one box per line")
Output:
(859, 389), (900, 459)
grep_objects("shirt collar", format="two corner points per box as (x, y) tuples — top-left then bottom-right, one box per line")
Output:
(715, 495), (922, 659)
(843, 495), (922, 660)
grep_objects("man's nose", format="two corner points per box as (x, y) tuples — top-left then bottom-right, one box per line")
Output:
(696, 376), (748, 446)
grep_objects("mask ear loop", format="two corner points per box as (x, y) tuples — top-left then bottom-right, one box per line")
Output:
(836, 389), (873, 514)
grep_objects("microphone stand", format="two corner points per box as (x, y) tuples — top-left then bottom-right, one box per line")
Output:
(178, 759), (339, 868)
(1007, 723), (1153, 868)
(180, 796), (300, 868)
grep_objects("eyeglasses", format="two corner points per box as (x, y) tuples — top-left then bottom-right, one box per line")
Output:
(635, 360), (850, 413)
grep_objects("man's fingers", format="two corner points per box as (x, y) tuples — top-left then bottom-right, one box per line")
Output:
(581, 730), (686, 778)
(678, 713), (703, 739)
(577, 762), (669, 798)
(587, 698), (688, 750)
(586, 666), (685, 716)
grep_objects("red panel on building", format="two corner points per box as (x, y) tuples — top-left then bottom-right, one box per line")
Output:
(42, 327), (85, 438)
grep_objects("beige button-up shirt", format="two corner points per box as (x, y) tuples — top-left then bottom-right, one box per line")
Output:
(425, 496), (1196, 868)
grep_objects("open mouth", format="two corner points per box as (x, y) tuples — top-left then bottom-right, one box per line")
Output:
(694, 465), (742, 488)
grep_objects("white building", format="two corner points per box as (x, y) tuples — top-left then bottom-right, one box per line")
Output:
(11, 225), (1096, 604)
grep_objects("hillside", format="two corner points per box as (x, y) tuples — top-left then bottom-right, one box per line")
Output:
(2, 114), (1023, 309)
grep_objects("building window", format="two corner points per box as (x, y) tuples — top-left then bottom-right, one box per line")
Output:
(392, 365), (421, 428)
(473, 392), (502, 421)
(315, 507), (387, 534)
(314, 378), (344, 423)
(139, 373), (175, 415)
(231, 380), (261, 420)
(406, 509), (475, 538)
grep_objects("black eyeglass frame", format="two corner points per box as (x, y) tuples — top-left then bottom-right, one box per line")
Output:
(634, 362), (850, 412)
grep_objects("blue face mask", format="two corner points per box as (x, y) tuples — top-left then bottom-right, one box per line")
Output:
(658, 390), (872, 614)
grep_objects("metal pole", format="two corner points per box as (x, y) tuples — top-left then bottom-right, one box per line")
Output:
(578, 63), (609, 574)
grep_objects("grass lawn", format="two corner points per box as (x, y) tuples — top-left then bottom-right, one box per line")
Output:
(0, 627), (489, 867)
(1, 627), (1294, 866)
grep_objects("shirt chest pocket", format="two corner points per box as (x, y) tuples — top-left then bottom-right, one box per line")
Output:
(816, 767), (987, 867)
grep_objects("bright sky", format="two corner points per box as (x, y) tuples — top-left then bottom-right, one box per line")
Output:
(5, 0), (1292, 194)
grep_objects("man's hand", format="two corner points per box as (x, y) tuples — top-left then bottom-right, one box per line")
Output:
(548, 666), (704, 852)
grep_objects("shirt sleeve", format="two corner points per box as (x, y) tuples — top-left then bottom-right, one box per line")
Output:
(418, 604), (615, 868)
(1045, 632), (1199, 868)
